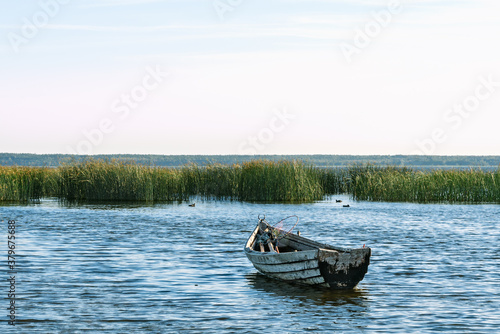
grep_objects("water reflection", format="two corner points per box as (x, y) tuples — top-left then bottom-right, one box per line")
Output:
(246, 273), (370, 307)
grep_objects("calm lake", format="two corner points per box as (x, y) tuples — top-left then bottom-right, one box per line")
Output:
(1, 196), (499, 333)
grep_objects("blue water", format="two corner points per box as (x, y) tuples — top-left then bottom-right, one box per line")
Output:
(1, 196), (499, 333)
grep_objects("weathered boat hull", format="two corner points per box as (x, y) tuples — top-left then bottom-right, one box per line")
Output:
(244, 225), (371, 289)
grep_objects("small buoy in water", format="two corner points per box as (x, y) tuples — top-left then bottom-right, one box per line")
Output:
(343, 204), (350, 208)
(189, 203), (195, 207)
(336, 199), (342, 203)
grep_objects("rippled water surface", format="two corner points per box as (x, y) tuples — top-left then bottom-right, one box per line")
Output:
(1, 197), (499, 333)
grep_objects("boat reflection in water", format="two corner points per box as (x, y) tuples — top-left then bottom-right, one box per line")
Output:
(245, 272), (370, 308)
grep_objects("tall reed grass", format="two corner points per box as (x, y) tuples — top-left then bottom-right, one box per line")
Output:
(349, 166), (500, 203)
(316, 164), (413, 196)
(239, 160), (323, 202)
(1, 160), (499, 203)
(180, 163), (240, 200)
(58, 160), (185, 202)
(315, 168), (350, 194)
(0, 166), (48, 201)
(55, 159), (322, 202)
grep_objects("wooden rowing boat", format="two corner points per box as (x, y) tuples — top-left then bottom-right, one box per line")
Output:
(244, 217), (371, 289)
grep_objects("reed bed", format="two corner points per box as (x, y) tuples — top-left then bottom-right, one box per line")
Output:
(0, 166), (48, 201)
(58, 160), (185, 202)
(315, 168), (350, 195)
(55, 159), (322, 202)
(180, 163), (240, 200)
(349, 166), (500, 203)
(239, 160), (323, 202)
(1, 160), (499, 203)
(317, 164), (413, 196)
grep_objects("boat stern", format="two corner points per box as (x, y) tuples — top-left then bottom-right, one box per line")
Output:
(317, 247), (371, 289)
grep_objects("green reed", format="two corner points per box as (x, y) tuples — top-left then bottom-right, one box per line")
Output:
(57, 160), (185, 202)
(347, 166), (500, 203)
(180, 163), (241, 200)
(315, 168), (349, 195)
(1, 160), (499, 203)
(0, 166), (49, 201)
(239, 160), (323, 202)
(55, 159), (323, 202)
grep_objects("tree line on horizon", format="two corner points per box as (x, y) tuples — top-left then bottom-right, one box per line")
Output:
(1, 153), (499, 169)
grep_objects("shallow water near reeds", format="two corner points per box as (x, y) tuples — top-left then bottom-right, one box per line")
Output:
(1, 196), (499, 333)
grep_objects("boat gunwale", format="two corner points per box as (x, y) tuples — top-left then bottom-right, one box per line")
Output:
(245, 224), (364, 256)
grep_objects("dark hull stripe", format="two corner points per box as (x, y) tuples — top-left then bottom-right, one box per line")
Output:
(252, 261), (319, 274)
(256, 268), (319, 275)
(245, 255), (318, 266)
(264, 272), (327, 285)
(256, 267), (322, 281)
(245, 248), (318, 265)
(294, 274), (323, 281)
(264, 272), (324, 281)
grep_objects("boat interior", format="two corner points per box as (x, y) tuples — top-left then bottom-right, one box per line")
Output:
(251, 222), (326, 253)
(248, 219), (351, 254)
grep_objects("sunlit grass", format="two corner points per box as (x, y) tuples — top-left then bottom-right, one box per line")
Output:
(56, 159), (322, 202)
(344, 165), (500, 203)
(58, 160), (185, 202)
(1, 160), (499, 203)
(239, 160), (323, 202)
(0, 166), (48, 201)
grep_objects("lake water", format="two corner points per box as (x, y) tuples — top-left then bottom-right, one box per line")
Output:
(1, 196), (499, 333)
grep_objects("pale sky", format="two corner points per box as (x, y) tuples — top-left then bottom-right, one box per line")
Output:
(1, 0), (499, 155)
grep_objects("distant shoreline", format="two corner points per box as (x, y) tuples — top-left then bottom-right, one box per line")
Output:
(1, 153), (499, 169)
